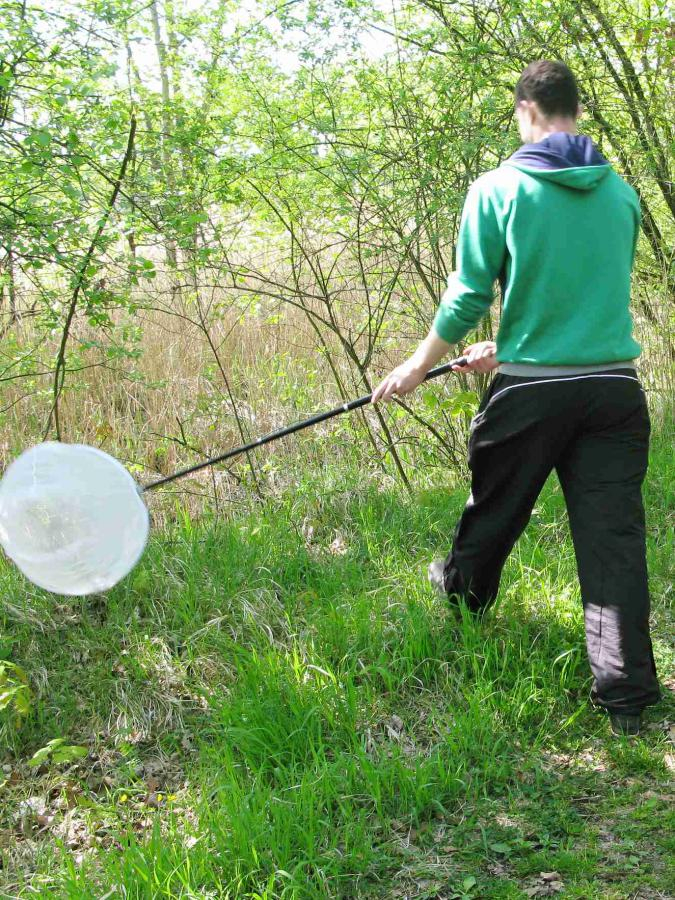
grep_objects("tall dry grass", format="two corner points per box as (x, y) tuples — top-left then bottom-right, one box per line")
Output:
(0, 257), (672, 522)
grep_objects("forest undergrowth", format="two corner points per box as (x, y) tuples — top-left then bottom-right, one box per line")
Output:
(1, 3), (674, 894)
(0, 418), (672, 899)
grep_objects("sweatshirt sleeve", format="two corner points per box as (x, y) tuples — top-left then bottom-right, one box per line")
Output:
(433, 178), (507, 345)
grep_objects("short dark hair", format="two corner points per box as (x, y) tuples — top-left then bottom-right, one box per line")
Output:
(515, 61), (579, 118)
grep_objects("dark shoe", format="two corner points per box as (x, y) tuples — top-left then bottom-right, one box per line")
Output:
(428, 559), (446, 597)
(609, 712), (642, 737)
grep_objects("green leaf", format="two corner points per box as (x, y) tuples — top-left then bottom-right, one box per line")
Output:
(0, 689), (16, 710)
(52, 745), (88, 764)
(0, 662), (31, 721)
(488, 842), (511, 854)
(13, 690), (31, 717)
(29, 738), (65, 767)
(183, 211), (209, 228)
(19, 159), (40, 175)
(422, 389), (439, 409)
(33, 129), (52, 148)
(29, 738), (87, 767)
(61, 182), (81, 201)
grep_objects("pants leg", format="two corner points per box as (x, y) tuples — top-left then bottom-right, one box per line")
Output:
(555, 376), (660, 713)
(443, 374), (577, 613)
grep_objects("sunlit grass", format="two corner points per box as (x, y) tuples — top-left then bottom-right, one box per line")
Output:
(0, 428), (672, 898)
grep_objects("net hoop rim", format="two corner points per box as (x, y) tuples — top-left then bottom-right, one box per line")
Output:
(0, 442), (150, 596)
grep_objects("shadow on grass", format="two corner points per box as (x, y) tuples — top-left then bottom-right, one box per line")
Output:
(0, 446), (672, 897)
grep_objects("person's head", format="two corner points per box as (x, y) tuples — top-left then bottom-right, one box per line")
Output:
(514, 60), (583, 143)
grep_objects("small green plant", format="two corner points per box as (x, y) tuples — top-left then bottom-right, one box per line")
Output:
(449, 875), (478, 899)
(28, 738), (88, 767)
(0, 661), (31, 726)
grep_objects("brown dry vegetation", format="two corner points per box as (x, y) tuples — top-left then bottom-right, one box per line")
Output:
(1, 250), (672, 527)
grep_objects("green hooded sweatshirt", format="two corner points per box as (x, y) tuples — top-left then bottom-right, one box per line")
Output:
(432, 133), (642, 365)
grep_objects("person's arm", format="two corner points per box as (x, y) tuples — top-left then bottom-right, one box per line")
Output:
(371, 337), (498, 402)
(432, 178), (506, 345)
(372, 178), (506, 402)
(371, 330), (450, 403)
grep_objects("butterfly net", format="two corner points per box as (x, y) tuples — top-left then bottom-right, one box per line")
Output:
(0, 443), (149, 595)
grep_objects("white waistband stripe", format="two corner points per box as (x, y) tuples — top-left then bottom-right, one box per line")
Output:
(490, 374), (641, 404)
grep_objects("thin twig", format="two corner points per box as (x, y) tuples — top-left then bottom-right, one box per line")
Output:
(44, 115), (137, 440)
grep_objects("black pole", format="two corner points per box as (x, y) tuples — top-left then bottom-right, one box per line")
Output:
(143, 356), (468, 491)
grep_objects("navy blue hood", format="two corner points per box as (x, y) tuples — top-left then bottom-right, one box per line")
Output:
(506, 132), (608, 168)
(502, 132), (612, 191)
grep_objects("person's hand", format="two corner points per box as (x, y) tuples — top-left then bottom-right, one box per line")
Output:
(372, 360), (427, 402)
(452, 340), (498, 373)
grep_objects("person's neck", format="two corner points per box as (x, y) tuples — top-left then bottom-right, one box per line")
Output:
(529, 121), (578, 143)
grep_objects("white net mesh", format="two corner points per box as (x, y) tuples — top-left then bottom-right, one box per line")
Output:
(0, 443), (149, 595)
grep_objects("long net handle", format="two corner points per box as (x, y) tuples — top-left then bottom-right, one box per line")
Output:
(143, 356), (468, 491)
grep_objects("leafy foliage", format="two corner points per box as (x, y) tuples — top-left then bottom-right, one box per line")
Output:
(0, 0), (671, 480)
(0, 661), (31, 726)
(26, 738), (88, 767)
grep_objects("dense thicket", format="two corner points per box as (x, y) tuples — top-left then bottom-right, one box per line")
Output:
(0, 0), (672, 498)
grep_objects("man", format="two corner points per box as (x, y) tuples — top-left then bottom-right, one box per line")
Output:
(372, 60), (660, 737)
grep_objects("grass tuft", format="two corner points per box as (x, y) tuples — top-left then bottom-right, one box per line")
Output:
(0, 431), (672, 898)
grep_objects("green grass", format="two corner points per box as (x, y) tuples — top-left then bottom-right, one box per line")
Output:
(0, 427), (673, 899)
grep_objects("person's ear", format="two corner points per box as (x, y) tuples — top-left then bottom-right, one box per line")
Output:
(576, 103), (585, 118)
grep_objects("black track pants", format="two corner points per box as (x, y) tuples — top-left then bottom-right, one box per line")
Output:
(442, 367), (660, 714)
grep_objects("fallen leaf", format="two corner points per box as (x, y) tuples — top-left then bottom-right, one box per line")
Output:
(487, 861), (508, 876)
(643, 790), (675, 801)
(328, 535), (347, 555)
(363, 728), (376, 756)
(301, 518), (315, 544)
(385, 715), (405, 740)
(524, 872), (565, 897)
(15, 795), (47, 832)
(17, 796), (47, 815)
